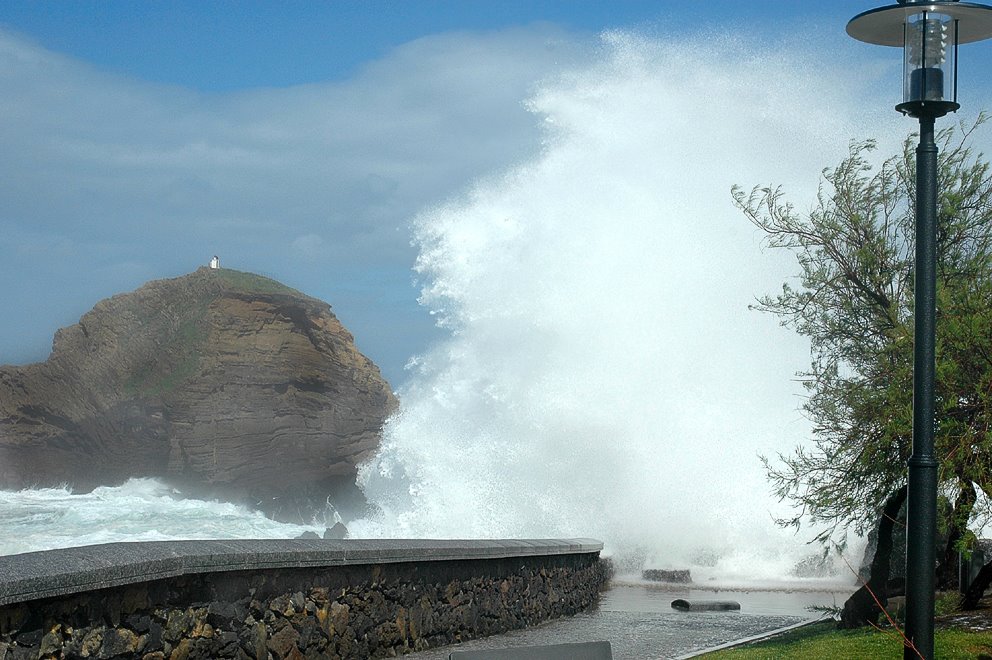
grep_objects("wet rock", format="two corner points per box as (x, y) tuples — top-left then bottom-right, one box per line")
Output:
(328, 601), (349, 636)
(671, 599), (741, 612)
(0, 268), (397, 518)
(323, 523), (348, 540)
(99, 628), (141, 658)
(12, 628), (41, 647)
(9, 646), (33, 660)
(125, 614), (153, 634)
(294, 617), (320, 651)
(266, 622), (301, 659)
(169, 638), (193, 660)
(39, 629), (62, 655)
(206, 601), (239, 630)
(164, 610), (195, 643)
(642, 569), (692, 583)
(216, 631), (240, 656)
(270, 595), (297, 617)
(81, 627), (105, 657)
(145, 621), (164, 651)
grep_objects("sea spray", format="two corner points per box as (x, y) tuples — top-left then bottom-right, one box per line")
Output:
(353, 30), (908, 579)
(0, 478), (323, 556)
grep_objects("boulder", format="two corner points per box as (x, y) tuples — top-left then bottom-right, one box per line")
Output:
(0, 268), (396, 520)
(323, 523), (349, 540)
(642, 569), (692, 584)
(670, 599), (740, 612)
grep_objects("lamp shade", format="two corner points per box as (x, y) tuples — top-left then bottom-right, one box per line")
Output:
(848, 1), (992, 115)
(848, 2), (992, 46)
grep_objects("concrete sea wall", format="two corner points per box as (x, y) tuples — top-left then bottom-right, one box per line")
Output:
(0, 539), (608, 659)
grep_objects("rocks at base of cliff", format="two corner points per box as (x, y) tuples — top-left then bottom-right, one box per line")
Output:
(642, 569), (692, 584)
(293, 522), (348, 541)
(0, 268), (396, 520)
(324, 523), (349, 539)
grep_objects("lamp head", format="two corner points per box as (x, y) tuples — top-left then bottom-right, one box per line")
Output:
(848, 1), (992, 117)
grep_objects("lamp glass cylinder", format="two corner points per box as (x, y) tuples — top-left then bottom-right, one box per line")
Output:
(903, 11), (958, 104)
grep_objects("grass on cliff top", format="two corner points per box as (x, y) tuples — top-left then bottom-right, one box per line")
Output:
(123, 269), (309, 398)
(210, 268), (304, 297)
(698, 621), (992, 659)
(124, 316), (206, 397)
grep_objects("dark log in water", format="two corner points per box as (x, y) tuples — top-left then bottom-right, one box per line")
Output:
(671, 599), (741, 612)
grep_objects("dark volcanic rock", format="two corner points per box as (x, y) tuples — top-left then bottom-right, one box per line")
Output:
(642, 569), (692, 584)
(324, 522), (348, 539)
(0, 268), (396, 518)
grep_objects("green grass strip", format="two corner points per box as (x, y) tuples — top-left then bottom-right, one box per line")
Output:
(210, 268), (303, 296)
(699, 621), (992, 659)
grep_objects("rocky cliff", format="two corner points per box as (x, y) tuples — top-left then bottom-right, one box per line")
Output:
(0, 268), (396, 521)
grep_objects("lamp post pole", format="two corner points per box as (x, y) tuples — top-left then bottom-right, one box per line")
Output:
(906, 110), (939, 660)
(847, 2), (992, 657)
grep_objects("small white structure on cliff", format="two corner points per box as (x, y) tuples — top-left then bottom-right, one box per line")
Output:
(209, 255), (220, 269)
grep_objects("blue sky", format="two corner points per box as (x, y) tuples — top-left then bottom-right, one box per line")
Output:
(2, 1), (992, 388)
(0, 2), (883, 89)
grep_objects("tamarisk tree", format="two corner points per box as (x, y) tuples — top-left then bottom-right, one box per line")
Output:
(733, 116), (992, 613)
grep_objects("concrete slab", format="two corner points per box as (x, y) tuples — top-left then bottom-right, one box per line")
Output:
(0, 538), (603, 606)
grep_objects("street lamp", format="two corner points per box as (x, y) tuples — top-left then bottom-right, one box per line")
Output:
(847, 2), (992, 658)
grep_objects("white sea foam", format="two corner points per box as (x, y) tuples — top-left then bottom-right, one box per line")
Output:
(1, 29), (953, 579)
(0, 478), (321, 556)
(351, 30), (912, 579)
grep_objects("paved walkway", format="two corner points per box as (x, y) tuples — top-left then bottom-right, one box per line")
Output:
(408, 583), (848, 660)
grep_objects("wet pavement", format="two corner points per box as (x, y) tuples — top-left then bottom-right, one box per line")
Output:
(408, 582), (853, 660)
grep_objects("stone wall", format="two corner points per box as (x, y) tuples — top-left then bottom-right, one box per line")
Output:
(0, 539), (609, 660)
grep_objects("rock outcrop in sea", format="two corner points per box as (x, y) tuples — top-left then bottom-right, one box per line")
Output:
(0, 268), (396, 521)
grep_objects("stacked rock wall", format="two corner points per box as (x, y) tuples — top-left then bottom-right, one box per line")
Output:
(0, 540), (609, 660)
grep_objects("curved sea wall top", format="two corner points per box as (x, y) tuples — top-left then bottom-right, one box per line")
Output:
(0, 538), (608, 659)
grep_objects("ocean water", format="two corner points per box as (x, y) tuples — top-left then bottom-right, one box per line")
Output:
(0, 28), (926, 579)
(406, 583), (852, 659)
(0, 479), (323, 556)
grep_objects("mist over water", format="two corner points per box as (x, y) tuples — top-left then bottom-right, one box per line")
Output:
(353, 31), (900, 579)
(0, 479), (323, 556)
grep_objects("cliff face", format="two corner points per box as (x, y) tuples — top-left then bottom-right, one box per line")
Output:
(0, 268), (396, 519)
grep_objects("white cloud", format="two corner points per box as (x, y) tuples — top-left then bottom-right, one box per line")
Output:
(0, 26), (594, 383)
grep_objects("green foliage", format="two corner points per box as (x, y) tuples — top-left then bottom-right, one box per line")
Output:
(732, 115), (992, 543)
(700, 621), (992, 659)
(119, 269), (303, 399)
(124, 317), (206, 397)
(880, 591), (963, 625)
(211, 268), (303, 296)
(936, 590), (964, 618)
